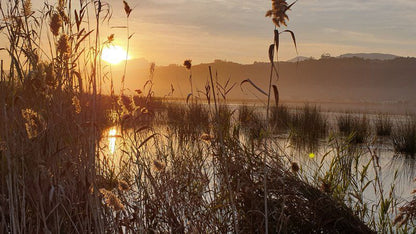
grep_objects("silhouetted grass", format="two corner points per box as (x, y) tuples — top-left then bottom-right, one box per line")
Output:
(0, 0), (405, 232)
(165, 102), (210, 142)
(270, 105), (293, 132)
(238, 105), (265, 141)
(289, 105), (328, 150)
(374, 114), (392, 137)
(337, 114), (369, 144)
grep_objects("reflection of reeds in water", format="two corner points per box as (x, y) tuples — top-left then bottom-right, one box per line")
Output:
(387, 155), (416, 181)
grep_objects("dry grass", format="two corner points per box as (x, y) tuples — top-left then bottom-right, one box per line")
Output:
(0, 0), (407, 233)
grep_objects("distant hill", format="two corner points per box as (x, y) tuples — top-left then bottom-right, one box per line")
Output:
(338, 53), (398, 60)
(115, 56), (416, 108)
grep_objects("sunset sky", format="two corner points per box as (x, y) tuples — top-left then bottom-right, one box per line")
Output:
(6, 0), (416, 66)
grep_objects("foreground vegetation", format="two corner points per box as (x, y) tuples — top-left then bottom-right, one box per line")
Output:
(0, 0), (416, 233)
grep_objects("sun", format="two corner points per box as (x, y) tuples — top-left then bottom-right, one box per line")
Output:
(101, 45), (128, 64)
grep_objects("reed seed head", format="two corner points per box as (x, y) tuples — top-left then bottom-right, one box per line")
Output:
(58, 0), (65, 10)
(21, 108), (45, 139)
(123, 1), (132, 17)
(99, 188), (124, 211)
(118, 180), (130, 191)
(23, 0), (32, 17)
(266, 0), (294, 27)
(72, 96), (81, 114)
(200, 133), (213, 142)
(153, 159), (166, 171)
(107, 34), (114, 43)
(57, 34), (70, 55)
(50, 13), (62, 36)
(183, 60), (192, 70)
(119, 95), (134, 113)
(134, 89), (142, 95)
(291, 162), (299, 173)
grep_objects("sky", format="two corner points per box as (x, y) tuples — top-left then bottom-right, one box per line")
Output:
(3, 0), (416, 66)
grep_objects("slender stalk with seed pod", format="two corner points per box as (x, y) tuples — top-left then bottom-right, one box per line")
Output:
(265, 0), (297, 232)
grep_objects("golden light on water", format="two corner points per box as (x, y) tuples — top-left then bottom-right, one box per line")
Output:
(102, 45), (128, 64)
(108, 128), (117, 154)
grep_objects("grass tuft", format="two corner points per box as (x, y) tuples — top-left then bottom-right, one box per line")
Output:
(337, 114), (369, 144)
(392, 117), (416, 156)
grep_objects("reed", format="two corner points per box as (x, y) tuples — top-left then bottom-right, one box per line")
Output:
(391, 117), (416, 156)
(337, 114), (370, 144)
(238, 105), (265, 141)
(270, 104), (293, 132)
(374, 114), (393, 137)
(0, 0), (406, 232)
(289, 105), (328, 150)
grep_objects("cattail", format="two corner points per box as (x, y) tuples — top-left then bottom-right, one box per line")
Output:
(57, 34), (70, 55)
(23, 0), (32, 17)
(50, 13), (62, 36)
(153, 159), (165, 171)
(72, 96), (81, 114)
(118, 180), (130, 191)
(183, 59), (192, 70)
(99, 188), (124, 211)
(291, 162), (299, 173)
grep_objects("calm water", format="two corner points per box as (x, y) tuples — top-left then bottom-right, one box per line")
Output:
(100, 108), (416, 221)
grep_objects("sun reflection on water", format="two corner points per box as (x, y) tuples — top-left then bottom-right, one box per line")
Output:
(108, 127), (117, 154)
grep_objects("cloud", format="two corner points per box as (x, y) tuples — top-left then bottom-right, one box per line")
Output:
(21, 0), (416, 65)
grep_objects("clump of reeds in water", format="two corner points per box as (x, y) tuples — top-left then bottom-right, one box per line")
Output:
(238, 105), (265, 141)
(165, 102), (210, 142)
(289, 105), (328, 150)
(337, 114), (369, 144)
(214, 104), (234, 139)
(391, 117), (416, 156)
(270, 105), (292, 133)
(374, 114), (392, 137)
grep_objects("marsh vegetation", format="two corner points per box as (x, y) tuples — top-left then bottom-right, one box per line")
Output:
(0, 0), (415, 233)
